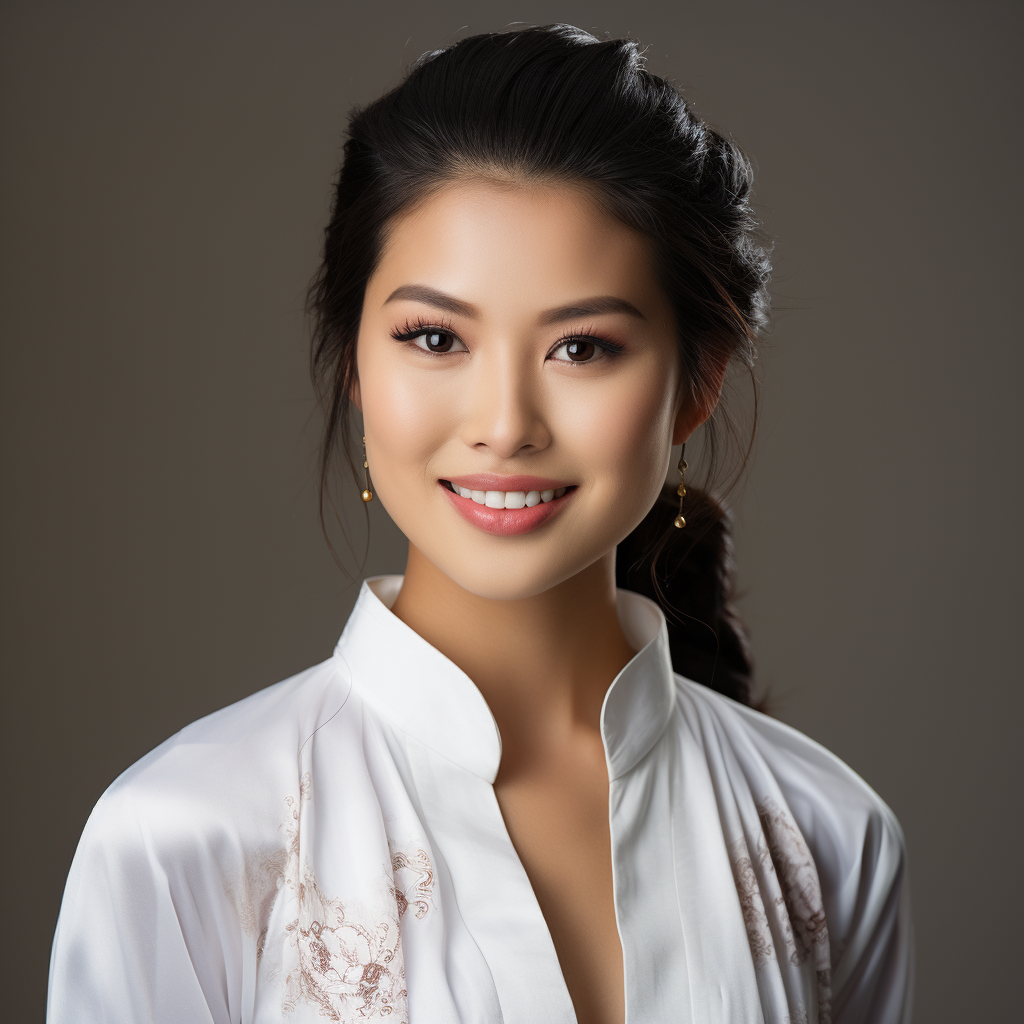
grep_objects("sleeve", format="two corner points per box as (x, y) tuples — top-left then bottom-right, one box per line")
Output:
(47, 781), (240, 1024)
(734, 701), (916, 1024)
(829, 802), (915, 1024)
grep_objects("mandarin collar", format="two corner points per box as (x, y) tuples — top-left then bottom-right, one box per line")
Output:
(334, 575), (676, 784)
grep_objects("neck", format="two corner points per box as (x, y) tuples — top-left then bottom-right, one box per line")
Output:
(390, 543), (637, 770)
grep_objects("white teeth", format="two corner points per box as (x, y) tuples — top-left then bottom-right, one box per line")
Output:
(451, 483), (570, 508)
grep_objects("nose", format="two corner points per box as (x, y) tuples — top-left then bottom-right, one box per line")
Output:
(459, 348), (552, 459)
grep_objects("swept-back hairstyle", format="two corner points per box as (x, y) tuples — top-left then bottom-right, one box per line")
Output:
(309, 24), (771, 705)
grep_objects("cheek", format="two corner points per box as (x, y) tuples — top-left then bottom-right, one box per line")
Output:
(357, 344), (455, 484)
(566, 371), (677, 492)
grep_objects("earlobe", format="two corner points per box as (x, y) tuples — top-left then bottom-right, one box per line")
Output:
(349, 376), (362, 413)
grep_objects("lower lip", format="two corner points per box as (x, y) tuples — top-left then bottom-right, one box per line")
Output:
(440, 482), (577, 536)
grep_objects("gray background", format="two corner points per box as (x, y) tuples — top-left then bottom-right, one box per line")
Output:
(3, 1), (1020, 1019)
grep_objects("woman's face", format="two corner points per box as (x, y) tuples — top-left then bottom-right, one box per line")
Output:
(354, 178), (693, 601)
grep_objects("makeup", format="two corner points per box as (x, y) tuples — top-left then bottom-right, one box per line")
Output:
(439, 477), (577, 536)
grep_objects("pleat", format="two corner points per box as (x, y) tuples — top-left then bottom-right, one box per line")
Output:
(675, 685), (833, 1024)
(667, 692), (767, 1024)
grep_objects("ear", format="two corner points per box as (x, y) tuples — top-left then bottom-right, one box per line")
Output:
(671, 394), (707, 446)
(671, 349), (729, 445)
(348, 374), (362, 413)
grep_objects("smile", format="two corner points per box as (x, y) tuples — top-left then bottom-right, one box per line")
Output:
(445, 483), (569, 508)
(439, 479), (578, 536)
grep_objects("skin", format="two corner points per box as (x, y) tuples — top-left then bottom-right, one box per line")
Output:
(352, 177), (721, 1024)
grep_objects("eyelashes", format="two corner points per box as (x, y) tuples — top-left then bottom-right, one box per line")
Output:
(391, 316), (468, 356)
(391, 315), (458, 341)
(389, 315), (626, 363)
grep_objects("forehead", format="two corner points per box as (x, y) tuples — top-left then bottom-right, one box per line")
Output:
(369, 178), (664, 317)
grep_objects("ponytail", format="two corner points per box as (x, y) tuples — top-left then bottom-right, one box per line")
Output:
(617, 485), (754, 706)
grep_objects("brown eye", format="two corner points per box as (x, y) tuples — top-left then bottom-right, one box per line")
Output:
(552, 337), (603, 363)
(564, 339), (596, 361)
(411, 330), (467, 355)
(425, 331), (453, 351)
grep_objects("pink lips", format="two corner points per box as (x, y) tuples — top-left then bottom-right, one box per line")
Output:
(446, 473), (572, 492)
(439, 477), (577, 536)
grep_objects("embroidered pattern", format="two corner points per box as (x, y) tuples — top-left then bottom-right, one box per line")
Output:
(728, 838), (775, 965)
(728, 798), (833, 1024)
(758, 800), (829, 972)
(389, 844), (435, 922)
(282, 867), (407, 1020)
(231, 774), (436, 1022)
(758, 799), (832, 1024)
(230, 844), (288, 964)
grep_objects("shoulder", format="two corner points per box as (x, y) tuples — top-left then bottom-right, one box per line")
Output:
(50, 661), (359, 1020)
(673, 677), (913, 1016)
(673, 675), (906, 861)
(78, 657), (355, 866)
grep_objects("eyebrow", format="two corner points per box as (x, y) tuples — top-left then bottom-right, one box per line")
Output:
(539, 296), (647, 325)
(383, 284), (647, 324)
(384, 285), (477, 318)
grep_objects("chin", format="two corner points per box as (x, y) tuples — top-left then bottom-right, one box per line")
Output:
(414, 533), (614, 603)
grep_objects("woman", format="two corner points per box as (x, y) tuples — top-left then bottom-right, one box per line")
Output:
(47, 24), (913, 1024)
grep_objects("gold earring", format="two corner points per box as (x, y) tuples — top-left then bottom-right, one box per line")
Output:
(674, 444), (687, 529)
(361, 435), (373, 502)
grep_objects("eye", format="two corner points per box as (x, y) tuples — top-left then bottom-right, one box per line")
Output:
(413, 329), (467, 355)
(549, 336), (624, 364)
(391, 320), (469, 356)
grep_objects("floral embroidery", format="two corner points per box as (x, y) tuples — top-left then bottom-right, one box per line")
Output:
(758, 799), (829, 972)
(230, 844), (287, 964)
(282, 867), (407, 1020)
(389, 844), (435, 922)
(728, 837), (775, 965)
(231, 774), (436, 1022)
(728, 798), (833, 1024)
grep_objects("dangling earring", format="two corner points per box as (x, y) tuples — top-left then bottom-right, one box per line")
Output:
(361, 435), (373, 503)
(674, 443), (687, 529)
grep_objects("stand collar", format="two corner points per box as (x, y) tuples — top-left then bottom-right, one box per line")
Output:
(334, 575), (676, 783)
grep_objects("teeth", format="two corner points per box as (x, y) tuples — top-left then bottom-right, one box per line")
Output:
(450, 483), (570, 508)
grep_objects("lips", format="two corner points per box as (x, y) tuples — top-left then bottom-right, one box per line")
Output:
(445, 474), (573, 492)
(438, 478), (577, 536)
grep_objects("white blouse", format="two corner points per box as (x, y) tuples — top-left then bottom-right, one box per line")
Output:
(48, 575), (913, 1023)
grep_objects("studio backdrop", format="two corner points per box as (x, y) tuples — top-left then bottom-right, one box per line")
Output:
(2, 2), (1020, 1020)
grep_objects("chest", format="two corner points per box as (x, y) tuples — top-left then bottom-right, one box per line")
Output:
(493, 741), (625, 1024)
(243, 704), (831, 1024)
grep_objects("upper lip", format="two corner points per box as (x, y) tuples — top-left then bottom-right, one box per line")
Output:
(443, 474), (575, 492)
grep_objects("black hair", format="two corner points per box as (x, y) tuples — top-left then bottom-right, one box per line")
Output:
(309, 24), (771, 705)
